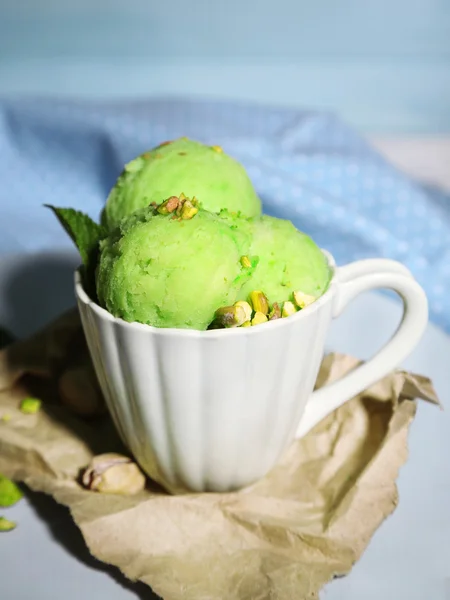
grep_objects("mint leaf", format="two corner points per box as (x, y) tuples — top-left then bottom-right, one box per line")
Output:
(46, 205), (107, 300)
(45, 205), (105, 266)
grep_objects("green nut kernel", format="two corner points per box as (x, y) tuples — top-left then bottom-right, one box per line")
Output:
(268, 302), (281, 320)
(20, 397), (41, 415)
(249, 290), (269, 315)
(251, 311), (268, 326)
(293, 290), (317, 309)
(0, 517), (17, 532)
(214, 304), (247, 328)
(0, 475), (23, 508)
(234, 300), (252, 323)
(282, 301), (297, 318)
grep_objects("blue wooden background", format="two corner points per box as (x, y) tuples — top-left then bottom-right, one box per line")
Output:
(0, 0), (449, 133)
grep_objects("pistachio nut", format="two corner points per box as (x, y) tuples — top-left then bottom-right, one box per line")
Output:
(293, 290), (317, 309)
(0, 474), (23, 508)
(249, 290), (269, 315)
(1, 414), (11, 423)
(282, 301), (297, 318)
(268, 302), (281, 320)
(82, 453), (146, 496)
(251, 311), (268, 326)
(214, 304), (247, 328)
(0, 517), (16, 532)
(180, 199), (199, 220)
(240, 255), (252, 269)
(234, 300), (252, 323)
(211, 145), (223, 153)
(157, 196), (181, 214)
(20, 397), (41, 415)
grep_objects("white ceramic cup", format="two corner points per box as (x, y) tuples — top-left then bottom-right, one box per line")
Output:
(75, 254), (428, 493)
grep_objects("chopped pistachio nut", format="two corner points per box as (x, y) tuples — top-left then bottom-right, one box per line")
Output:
(214, 304), (247, 328)
(82, 453), (146, 495)
(211, 145), (223, 153)
(180, 199), (199, 220)
(282, 301), (297, 318)
(234, 300), (252, 323)
(0, 475), (23, 507)
(251, 311), (268, 326)
(241, 321), (252, 328)
(179, 192), (187, 201)
(249, 290), (269, 315)
(293, 290), (317, 309)
(0, 517), (16, 532)
(268, 302), (281, 320)
(157, 196), (181, 214)
(20, 397), (41, 415)
(1, 414), (11, 423)
(240, 255), (252, 269)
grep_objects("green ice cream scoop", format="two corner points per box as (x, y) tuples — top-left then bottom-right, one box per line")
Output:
(239, 215), (331, 305)
(101, 138), (262, 230)
(96, 206), (253, 330)
(96, 202), (331, 330)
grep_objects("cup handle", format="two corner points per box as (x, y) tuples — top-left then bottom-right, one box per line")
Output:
(296, 259), (428, 438)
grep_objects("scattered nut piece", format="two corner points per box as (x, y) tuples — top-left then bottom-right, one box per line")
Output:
(251, 311), (268, 326)
(234, 301), (252, 323)
(214, 305), (247, 328)
(0, 517), (16, 532)
(180, 199), (199, 220)
(282, 301), (297, 318)
(268, 302), (281, 320)
(293, 290), (316, 309)
(20, 397), (41, 415)
(82, 453), (146, 496)
(1, 414), (11, 423)
(240, 256), (252, 269)
(249, 291), (269, 315)
(211, 145), (223, 153)
(0, 475), (23, 507)
(157, 196), (181, 214)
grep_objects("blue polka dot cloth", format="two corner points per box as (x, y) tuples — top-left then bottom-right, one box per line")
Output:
(0, 98), (448, 332)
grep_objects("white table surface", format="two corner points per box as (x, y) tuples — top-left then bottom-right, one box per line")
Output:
(0, 140), (449, 599)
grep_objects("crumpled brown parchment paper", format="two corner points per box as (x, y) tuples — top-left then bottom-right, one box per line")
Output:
(0, 310), (439, 600)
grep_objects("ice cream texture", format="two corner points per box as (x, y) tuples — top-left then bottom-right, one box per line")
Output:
(101, 138), (262, 230)
(96, 203), (331, 330)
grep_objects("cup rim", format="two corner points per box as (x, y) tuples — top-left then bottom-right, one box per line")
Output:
(75, 250), (336, 338)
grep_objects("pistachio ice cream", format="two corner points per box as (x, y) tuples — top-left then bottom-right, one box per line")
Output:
(96, 203), (255, 330)
(47, 140), (331, 331)
(96, 197), (331, 330)
(101, 138), (262, 230)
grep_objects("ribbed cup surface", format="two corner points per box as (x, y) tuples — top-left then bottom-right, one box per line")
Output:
(77, 281), (332, 493)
